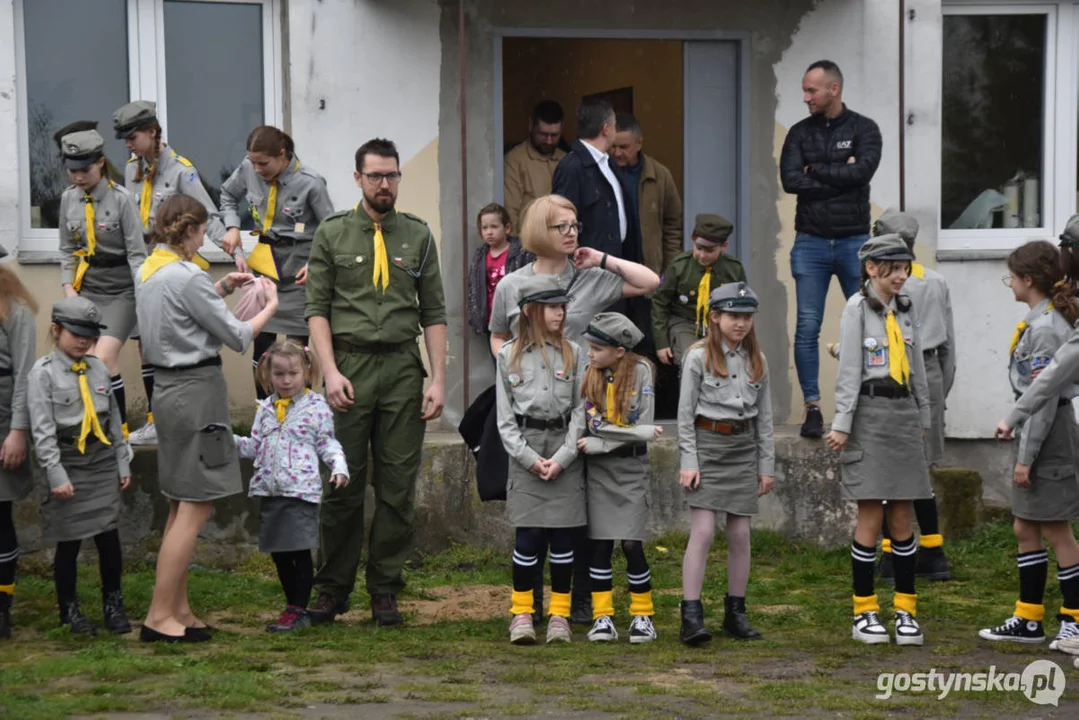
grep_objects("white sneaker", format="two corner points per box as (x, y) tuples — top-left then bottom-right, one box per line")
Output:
(629, 615), (657, 644)
(1050, 615), (1079, 651)
(509, 613), (536, 645)
(894, 611), (924, 646)
(546, 615), (572, 643)
(587, 615), (617, 642)
(128, 422), (158, 446)
(852, 611), (890, 644)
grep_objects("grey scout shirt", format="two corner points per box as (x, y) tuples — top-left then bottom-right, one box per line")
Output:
(496, 339), (587, 471)
(58, 178), (146, 290)
(579, 359), (658, 455)
(1008, 299), (1075, 467)
(0, 302), (36, 431)
(135, 259), (254, 368)
(125, 145), (227, 249)
(906, 264), (956, 394)
(677, 344), (776, 476)
(27, 350), (131, 489)
(488, 261), (625, 342)
(833, 288), (931, 435)
(1008, 327), (1079, 428)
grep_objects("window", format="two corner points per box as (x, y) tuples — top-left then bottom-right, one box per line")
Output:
(15, 0), (281, 253)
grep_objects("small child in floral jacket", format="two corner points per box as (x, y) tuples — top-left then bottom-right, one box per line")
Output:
(235, 339), (348, 632)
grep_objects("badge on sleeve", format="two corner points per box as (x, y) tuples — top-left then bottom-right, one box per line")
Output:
(1032, 355), (1052, 371)
(641, 385), (654, 396)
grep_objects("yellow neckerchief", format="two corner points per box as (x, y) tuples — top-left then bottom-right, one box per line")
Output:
(140, 246), (184, 282)
(139, 156), (158, 229)
(1010, 302), (1055, 355)
(910, 262), (926, 279)
(695, 265), (712, 337)
(247, 160), (299, 282)
(72, 179), (113, 291)
(885, 309), (910, 387)
(70, 360), (112, 453)
(260, 158), (299, 235)
(273, 389), (309, 423)
(604, 372), (631, 427)
(355, 203), (391, 292)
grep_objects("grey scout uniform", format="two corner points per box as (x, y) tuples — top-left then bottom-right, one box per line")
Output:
(1007, 299), (1079, 521)
(0, 302), (36, 503)
(219, 156), (334, 336)
(125, 146), (227, 249)
(1008, 326), (1079, 428)
(28, 351), (130, 543)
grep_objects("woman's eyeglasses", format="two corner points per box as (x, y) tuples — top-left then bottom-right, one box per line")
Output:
(548, 222), (583, 236)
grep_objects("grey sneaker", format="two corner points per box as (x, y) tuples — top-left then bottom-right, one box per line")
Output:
(509, 613), (536, 645)
(546, 615), (572, 643)
(128, 422), (158, 446)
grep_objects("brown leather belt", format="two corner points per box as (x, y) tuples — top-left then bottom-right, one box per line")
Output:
(694, 416), (750, 435)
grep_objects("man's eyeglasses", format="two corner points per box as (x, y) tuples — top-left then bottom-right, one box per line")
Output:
(361, 172), (402, 186)
(549, 222), (583, 236)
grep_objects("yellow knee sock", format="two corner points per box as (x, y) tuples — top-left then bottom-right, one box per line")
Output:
(591, 590), (614, 620)
(122, 423), (129, 441)
(0, 583), (14, 596)
(853, 594), (880, 615)
(894, 592), (917, 617)
(881, 539), (892, 554)
(629, 591), (654, 617)
(146, 411), (154, 424)
(549, 591), (571, 618)
(510, 589), (534, 617)
(1060, 607), (1079, 623)
(1016, 600), (1046, 622)
(920, 534), (943, 549)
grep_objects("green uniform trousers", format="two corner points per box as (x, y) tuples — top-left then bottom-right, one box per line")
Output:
(314, 344), (426, 599)
(669, 318), (700, 366)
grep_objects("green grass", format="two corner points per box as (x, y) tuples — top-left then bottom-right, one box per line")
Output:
(1, 522), (1078, 718)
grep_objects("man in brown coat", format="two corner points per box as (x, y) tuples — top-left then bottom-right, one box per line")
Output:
(611, 113), (683, 276)
(503, 101), (567, 228)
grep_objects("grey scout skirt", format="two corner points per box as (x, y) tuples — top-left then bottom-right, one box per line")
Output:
(82, 290), (137, 342)
(41, 433), (122, 543)
(1012, 404), (1079, 522)
(259, 496), (320, 553)
(840, 395), (932, 501)
(586, 450), (649, 541)
(153, 364), (242, 502)
(0, 376), (32, 503)
(688, 427), (760, 516)
(507, 427), (586, 529)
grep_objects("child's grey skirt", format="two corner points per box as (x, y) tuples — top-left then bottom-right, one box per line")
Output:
(1013, 404), (1079, 522)
(839, 395), (932, 501)
(259, 496), (320, 553)
(687, 428), (759, 516)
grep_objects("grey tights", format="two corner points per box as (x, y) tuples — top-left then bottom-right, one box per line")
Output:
(681, 509), (752, 600)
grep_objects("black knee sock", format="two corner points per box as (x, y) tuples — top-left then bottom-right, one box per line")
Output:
(141, 364), (155, 418)
(111, 375), (127, 427)
(622, 540), (652, 594)
(891, 535), (918, 595)
(1018, 549), (1049, 608)
(571, 526), (591, 600)
(291, 551), (313, 608)
(253, 333), (277, 400)
(54, 540), (82, 604)
(549, 529), (575, 596)
(914, 497), (942, 542)
(589, 540), (614, 593)
(0, 502), (16, 586)
(513, 528), (543, 593)
(851, 540), (876, 598)
(1058, 562), (1079, 616)
(93, 530), (123, 595)
(533, 533), (548, 597)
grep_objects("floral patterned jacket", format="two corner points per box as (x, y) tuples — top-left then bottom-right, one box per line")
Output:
(234, 391), (349, 504)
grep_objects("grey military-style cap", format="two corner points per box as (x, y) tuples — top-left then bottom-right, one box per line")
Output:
(708, 281), (759, 314)
(874, 208), (919, 249)
(858, 233), (914, 263)
(517, 274), (570, 308)
(1060, 214), (1079, 248)
(112, 100), (157, 139)
(51, 297), (107, 338)
(583, 312), (644, 350)
(60, 130), (105, 170)
(692, 213), (734, 247)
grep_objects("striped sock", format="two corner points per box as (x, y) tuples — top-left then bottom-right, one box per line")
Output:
(1018, 550), (1049, 610)
(851, 540), (876, 598)
(891, 535), (918, 595)
(1058, 563), (1079, 621)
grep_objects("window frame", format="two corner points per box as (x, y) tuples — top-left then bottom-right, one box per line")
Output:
(13, 0), (282, 258)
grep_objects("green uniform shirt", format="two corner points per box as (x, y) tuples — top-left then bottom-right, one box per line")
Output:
(651, 250), (745, 343)
(304, 204), (447, 346)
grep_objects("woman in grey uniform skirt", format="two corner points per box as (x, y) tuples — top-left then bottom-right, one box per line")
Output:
(135, 195), (279, 643)
(979, 241), (1079, 649)
(677, 282), (774, 646)
(28, 297), (132, 636)
(825, 234), (932, 647)
(57, 130), (147, 440)
(0, 260), (37, 639)
(576, 312), (662, 644)
(496, 274), (586, 645)
(219, 125), (334, 400)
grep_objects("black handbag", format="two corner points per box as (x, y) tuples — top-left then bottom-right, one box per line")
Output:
(458, 384), (508, 502)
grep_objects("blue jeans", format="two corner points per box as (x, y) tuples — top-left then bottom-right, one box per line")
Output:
(790, 233), (868, 404)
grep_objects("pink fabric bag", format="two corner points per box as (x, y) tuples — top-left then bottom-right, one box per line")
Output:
(233, 277), (272, 321)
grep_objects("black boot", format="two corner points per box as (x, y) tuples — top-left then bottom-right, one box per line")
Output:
(102, 590), (132, 635)
(570, 593), (592, 626)
(916, 546), (951, 581)
(59, 600), (97, 636)
(0, 590), (11, 639)
(679, 599), (712, 645)
(723, 594), (762, 640)
(877, 552), (895, 584)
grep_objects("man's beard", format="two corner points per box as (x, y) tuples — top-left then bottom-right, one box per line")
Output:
(366, 191), (396, 214)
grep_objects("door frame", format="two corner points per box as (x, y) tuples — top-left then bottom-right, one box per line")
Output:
(493, 27), (752, 275)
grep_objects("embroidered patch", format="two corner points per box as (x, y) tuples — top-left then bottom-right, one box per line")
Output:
(95, 386), (107, 393)
(586, 403), (603, 432)
(641, 385), (654, 396)
(188, 171), (198, 184)
(1016, 360), (1030, 377)
(1032, 356), (1052, 371)
(866, 347), (887, 367)
(507, 373), (522, 387)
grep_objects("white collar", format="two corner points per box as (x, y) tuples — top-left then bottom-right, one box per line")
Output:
(581, 139), (608, 164)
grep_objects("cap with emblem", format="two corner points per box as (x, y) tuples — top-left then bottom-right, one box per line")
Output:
(692, 213), (734, 247)
(1060, 214), (1079, 248)
(583, 312), (643, 350)
(873, 208), (919, 250)
(51, 297), (107, 338)
(60, 130), (105, 171)
(858, 233), (914, 263)
(112, 100), (157, 139)
(517, 274), (570, 308)
(708, 281), (759, 314)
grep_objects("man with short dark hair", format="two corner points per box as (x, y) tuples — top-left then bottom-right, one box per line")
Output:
(504, 101), (567, 228)
(611, 113), (682, 276)
(780, 59), (882, 439)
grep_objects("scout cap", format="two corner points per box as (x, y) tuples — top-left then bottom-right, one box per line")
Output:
(858, 233), (914, 263)
(516, 274), (570, 308)
(51, 297), (107, 338)
(583, 312), (643, 350)
(692, 213), (734, 247)
(112, 100), (157, 139)
(708, 281), (759, 314)
(1060, 214), (1079, 248)
(874, 208), (919, 249)
(60, 130), (105, 170)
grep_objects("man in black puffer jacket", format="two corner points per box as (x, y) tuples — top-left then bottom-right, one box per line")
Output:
(780, 59), (882, 440)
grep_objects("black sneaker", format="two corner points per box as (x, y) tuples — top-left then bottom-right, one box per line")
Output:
(978, 615), (1045, 644)
(800, 405), (824, 439)
(916, 546), (952, 581)
(60, 600), (98, 636)
(570, 594), (592, 626)
(102, 590), (132, 635)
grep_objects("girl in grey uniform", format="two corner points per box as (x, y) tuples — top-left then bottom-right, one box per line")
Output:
(0, 261), (37, 640)
(113, 100), (232, 447)
(979, 240), (1079, 649)
(825, 234), (932, 646)
(57, 130), (147, 441)
(219, 126), (334, 400)
(677, 282), (774, 646)
(577, 312), (662, 644)
(136, 195), (279, 643)
(28, 297), (132, 636)
(496, 274), (586, 645)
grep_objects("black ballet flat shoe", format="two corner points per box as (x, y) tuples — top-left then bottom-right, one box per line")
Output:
(139, 625), (184, 644)
(183, 627), (212, 643)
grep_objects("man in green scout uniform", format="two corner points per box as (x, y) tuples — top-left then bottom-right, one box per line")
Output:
(305, 138), (447, 627)
(652, 213), (746, 366)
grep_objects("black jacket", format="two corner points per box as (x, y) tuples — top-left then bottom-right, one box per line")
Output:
(780, 105), (882, 239)
(552, 139), (643, 263)
(467, 236), (534, 334)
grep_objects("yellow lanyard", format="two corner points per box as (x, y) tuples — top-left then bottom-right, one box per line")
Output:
(70, 361), (112, 454)
(885, 310), (910, 388)
(695, 267), (711, 337)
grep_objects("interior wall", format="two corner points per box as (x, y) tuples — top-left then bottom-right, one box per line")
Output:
(502, 38), (684, 196)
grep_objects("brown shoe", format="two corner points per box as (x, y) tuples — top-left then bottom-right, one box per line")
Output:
(308, 592), (348, 625)
(371, 594), (403, 627)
